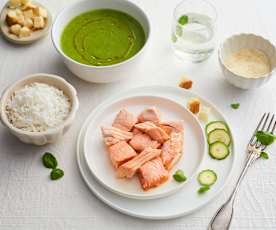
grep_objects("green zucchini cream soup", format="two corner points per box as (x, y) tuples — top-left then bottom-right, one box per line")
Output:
(61, 9), (146, 66)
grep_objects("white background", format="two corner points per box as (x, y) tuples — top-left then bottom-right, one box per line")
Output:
(0, 0), (276, 229)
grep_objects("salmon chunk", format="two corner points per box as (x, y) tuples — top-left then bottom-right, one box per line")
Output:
(135, 122), (169, 144)
(129, 133), (160, 152)
(117, 148), (161, 178)
(108, 141), (137, 168)
(112, 109), (138, 131)
(134, 121), (157, 132)
(101, 126), (133, 145)
(161, 132), (183, 170)
(159, 121), (184, 134)
(138, 107), (161, 124)
(138, 157), (169, 191)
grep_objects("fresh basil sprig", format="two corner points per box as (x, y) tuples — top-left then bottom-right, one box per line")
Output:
(50, 168), (64, 180)
(42, 152), (58, 169)
(256, 131), (276, 146)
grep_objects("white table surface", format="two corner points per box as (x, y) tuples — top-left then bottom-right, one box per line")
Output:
(0, 0), (276, 229)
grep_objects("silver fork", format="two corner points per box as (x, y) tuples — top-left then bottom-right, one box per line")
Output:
(207, 113), (276, 230)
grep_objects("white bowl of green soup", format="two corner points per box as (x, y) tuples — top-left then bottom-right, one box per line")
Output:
(52, 0), (150, 83)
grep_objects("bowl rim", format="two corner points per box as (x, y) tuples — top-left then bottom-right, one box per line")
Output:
(51, 0), (151, 69)
(0, 73), (79, 136)
(218, 33), (276, 80)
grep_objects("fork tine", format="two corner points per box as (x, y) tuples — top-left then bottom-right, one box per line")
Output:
(261, 113), (270, 131)
(249, 113), (266, 144)
(266, 114), (275, 132)
(271, 120), (276, 134)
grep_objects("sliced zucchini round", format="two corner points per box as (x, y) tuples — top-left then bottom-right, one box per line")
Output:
(206, 121), (228, 134)
(209, 141), (230, 160)
(198, 169), (217, 186)
(208, 129), (231, 146)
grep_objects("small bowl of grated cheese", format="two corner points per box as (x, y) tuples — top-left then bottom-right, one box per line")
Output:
(0, 73), (79, 145)
(219, 33), (276, 89)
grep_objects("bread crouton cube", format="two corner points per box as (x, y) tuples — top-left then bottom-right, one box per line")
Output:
(8, 0), (21, 8)
(33, 16), (44, 29)
(34, 6), (47, 18)
(19, 26), (31, 37)
(23, 9), (33, 19)
(21, 0), (30, 5)
(6, 10), (18, 26)
(21, 2), (37, 11)
(24, 17), (33, 29)
(10, 24), (21, 36)
(15, 9), (23, 16)
(179, 77), (193, 89)
(198, 106), (211, 123)
(16, 14), (25, 26)
(187, 98), (200, 114)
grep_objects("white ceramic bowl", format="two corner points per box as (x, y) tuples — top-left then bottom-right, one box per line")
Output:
(0, 73), (79, 145)
(218, 33), (276, 89)
(51, 0), (151, 83)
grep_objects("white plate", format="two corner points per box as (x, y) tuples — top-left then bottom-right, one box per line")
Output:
(83, 95), (206, 199)
(76, 85), (235, 219)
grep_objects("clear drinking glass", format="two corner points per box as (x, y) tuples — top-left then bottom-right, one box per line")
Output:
(171, 0), (217, 62)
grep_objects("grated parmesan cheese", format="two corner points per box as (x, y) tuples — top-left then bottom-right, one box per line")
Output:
(6, 82), (71, 132)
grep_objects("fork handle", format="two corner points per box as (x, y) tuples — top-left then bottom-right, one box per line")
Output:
(207, 152), (259, 230)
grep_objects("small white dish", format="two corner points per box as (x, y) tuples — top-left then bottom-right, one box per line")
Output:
(83, 95), (206, 200)
(0, 73), (79, 145)
(218, 33), (276, 89)
(0, 1), (52, 45)
(51, 0), (151, 83)
(77, 85), (235, 219)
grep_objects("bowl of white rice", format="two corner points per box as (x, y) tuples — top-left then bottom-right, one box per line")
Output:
(0, 73), (79, 145)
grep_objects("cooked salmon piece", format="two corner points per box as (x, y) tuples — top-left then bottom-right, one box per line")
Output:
(160, 121), (184, 133)
(134, 121), (157, 132)
(104, 137), (120, 146)
(101, 126), (133, 144)
(146, 127), (170, 144)
(161, 132), (183, 170)
(112, 109), (138, 131)
(129, 133), (160, 152)
(132, 127), (143, 134)
(138, 157), (169, 191)
(117, 148), (161, 178)
(108, 141), (137, 168)
(138, 107), (161, 124)
(134, 122), (169, 144)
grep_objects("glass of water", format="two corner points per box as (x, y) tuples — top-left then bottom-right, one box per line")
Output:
(171, 0), (217, 62)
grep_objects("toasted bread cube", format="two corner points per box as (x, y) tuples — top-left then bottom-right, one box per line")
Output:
(187, 98), (200, 114)
(19, 26), (31, 37)
(33, 16), (44, 29)
(179, 77), (193, 89)
(21, 0), (29, 5)
(16, 14), (25, 26)
(15, 8), (23, 16)
(10, 24), (21, 36)
(6, 10), (18, 26)
(8, 0), (21, 8)
(23, 9), (33, 19)
(24, 17), (33, 28)
(198, 106), (211, 123)
(34, 6), (47, 18)
(21, 2), (37, 10)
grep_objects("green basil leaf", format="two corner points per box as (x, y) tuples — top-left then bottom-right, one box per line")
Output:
(173, 169), (187, 182)
(260, 151), (269, 159)
(178, 15), (188, 25)
(198, 186), (210, 194)
(50, 168), (64, 180)
(256, 131), (276, 146)
(42, 152), (58, 169)
(231, 103), (240, 109)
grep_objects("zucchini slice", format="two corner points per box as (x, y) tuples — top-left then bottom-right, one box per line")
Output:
(198, 169), (217, 186)
(206, 121), (228, 134)
(208, 129), (231, 146)
(209, 141), (230, 160)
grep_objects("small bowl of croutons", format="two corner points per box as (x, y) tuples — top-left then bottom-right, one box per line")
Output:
(0, 0), (52, 44)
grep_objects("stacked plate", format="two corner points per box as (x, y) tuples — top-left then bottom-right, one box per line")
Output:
(76, 85), (235, 219)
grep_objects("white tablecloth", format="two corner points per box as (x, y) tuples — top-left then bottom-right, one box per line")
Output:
(0, 0), (276, 229)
